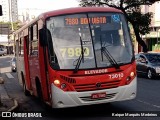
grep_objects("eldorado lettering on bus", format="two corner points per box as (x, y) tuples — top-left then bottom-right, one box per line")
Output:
(85, 69), (108, 74)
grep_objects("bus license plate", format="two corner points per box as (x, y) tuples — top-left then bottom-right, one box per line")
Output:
(91, 93), (106, 99)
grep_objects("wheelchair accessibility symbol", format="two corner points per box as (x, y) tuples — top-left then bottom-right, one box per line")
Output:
(112, 15), (120, 22)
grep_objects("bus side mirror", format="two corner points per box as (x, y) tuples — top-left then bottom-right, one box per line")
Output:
(0, 5), (2, 16)
(39, 28), (47, 46)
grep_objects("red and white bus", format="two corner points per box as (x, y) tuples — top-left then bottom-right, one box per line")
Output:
(14, 7), (137, 108)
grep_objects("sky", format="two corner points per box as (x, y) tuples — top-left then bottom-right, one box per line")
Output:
(18, 0), (80, 11)
(0, 0), (80, 42)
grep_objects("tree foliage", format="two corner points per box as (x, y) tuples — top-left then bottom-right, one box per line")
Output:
(79, 0), (155, 52)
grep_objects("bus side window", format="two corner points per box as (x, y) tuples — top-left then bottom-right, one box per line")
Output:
(29, 24), (38, 56)
(19, 38), (24, 56)
(32, 24), (38, 56)
(31, 41), (38, 56)
(25, 36), (29, 55)
(16, 40), (19, 56)
(29, 26), (32, 55)
(21, 38), (24, 56)
(19, 38), (21, 55)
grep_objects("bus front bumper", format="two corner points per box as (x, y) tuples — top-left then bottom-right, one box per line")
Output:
(51, 77), (137, 108)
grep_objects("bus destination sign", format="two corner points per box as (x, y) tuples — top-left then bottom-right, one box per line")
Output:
(65, 16), (110, 25)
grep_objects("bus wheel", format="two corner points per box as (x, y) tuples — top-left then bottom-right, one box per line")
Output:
(36, 82), (43, 101)
(36, 82), (51, 110)
(22, 75), (30, 96)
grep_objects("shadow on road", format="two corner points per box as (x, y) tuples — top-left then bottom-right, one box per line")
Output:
(15, 96), (134, 119)
(48, 103), (128, 118)
(137, 73), (160, 81)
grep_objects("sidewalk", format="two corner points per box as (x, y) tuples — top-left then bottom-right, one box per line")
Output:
(0, 77), (18, 116)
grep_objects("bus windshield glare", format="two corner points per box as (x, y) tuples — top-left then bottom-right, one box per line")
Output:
(46, 13), (134, 70)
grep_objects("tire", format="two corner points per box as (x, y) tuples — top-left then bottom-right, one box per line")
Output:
(147, 69), (153, 79)
(22, 75), (30, 96)
(36, 82), (43, 101)
(36, 82), (51, 110)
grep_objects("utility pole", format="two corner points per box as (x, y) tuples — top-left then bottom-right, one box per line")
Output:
(8, 0), (14, 31)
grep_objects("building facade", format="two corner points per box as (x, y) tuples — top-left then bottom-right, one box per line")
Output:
(0, 0), (18, 22)
(0, 0), (17, 54)
(141, 2), (160, 52)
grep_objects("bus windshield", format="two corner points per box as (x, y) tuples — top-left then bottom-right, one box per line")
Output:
(46, 13), (134, 70)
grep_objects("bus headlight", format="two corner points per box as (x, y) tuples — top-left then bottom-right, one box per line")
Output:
(126, 71), (136, 85)
(54, 80), (60, 85)
(130, 72), (135, 77)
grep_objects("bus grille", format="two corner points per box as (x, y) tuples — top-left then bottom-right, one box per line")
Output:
(79, 93), (117, 101)
(73, 80), (120, 92)
(60, 75), (76, 83)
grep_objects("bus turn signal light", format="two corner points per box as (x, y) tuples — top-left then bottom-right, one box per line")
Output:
(130, 72), (135, 77)
(54, 80), (60, 85)
(126, 72), (136, 85)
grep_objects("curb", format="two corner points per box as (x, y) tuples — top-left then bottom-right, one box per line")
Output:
(8, 99), (18, 112)
(0, 99), (18, 118)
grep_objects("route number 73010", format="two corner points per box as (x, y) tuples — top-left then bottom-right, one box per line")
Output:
(109, 73), (124, 79)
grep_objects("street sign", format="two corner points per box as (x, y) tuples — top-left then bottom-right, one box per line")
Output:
(0, 24), (10, 35)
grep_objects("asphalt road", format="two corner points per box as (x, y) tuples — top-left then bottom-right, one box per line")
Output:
(0, 55), (160, 120)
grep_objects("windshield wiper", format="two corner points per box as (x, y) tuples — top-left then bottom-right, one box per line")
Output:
(73, 36), (86, 73)
(101, 47), (120, 69)
(100, 36), (120, 69)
